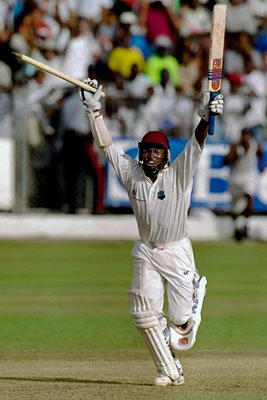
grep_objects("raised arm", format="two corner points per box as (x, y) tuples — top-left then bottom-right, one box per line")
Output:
(196, 91), (224, 147)
(79, 79), (113, 151)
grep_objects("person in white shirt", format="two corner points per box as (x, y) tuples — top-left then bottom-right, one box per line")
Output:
(61, 17), (100, 80)
(79, 79), (224, 386)
(224, 127), (264, 240)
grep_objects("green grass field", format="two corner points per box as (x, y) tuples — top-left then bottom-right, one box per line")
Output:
(0, 240), (266, 400)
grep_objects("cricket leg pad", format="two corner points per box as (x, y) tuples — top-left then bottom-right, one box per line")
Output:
(153, 358), (184, 386)
(170, 276), (207, 351)
(129, 290), (183, 382)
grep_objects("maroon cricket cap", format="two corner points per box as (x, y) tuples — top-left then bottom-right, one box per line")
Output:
(139, 131), (170, 150)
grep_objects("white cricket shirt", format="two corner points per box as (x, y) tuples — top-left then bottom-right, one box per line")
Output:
(106, 135), (203, 243)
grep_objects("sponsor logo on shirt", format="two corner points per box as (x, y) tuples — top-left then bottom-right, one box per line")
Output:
(132, 188), (145, 202)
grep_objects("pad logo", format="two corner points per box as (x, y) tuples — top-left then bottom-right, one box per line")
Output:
(178, 337), (189, 346)
(157, 191), (165, 200)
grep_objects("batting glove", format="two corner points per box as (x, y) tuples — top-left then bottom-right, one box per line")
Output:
(79, 78), (102, 113)
(198, 91), (224, 122)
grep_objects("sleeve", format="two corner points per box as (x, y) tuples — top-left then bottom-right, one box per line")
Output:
(85, 109), (113, 150)
(172, 135), (203, 192)
(105, 143), (136, 188)
(86, 106), (137, 189)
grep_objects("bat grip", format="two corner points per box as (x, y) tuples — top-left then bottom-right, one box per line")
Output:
(208, 91), (217, 136)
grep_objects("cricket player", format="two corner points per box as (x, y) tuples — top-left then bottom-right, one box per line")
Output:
(80, 79), (224, 386)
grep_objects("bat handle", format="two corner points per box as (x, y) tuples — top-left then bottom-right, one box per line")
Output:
(208, 91), (217, 136)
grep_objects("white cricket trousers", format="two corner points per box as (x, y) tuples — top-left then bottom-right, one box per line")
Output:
(131, 237), (196, 325)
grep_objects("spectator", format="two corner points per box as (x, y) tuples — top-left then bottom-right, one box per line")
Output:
(108, 20), (146, 79)
(178, 37), (203, 97)
(139, 0), (178, 45)
(145, 35), (180, 86)
(124, 63), (151, 98)
(38, 87), (66, 211)
(58, 87), (105, 214)
(30, 38), (64, 91)
(61, 17), (101, 80)
(225, 0), (259, 35)
(111, 0), (133, 17)
(96, 6), (117, 62)
(0, 26), (23, 78)
(0, 61), (13, 139)
(34, 0), (75, 54)
(9, 12), (33, 56)
(140, 68), (179, 136)
(224, 127), (264, 240)
(242, 55), (267, 141)
(178, 0), (212, 38)
(20, 68), (59, 208)
(224, 31), (263, 75)
(23, 69), (54, 145)
(76, 0), (114, 24)
(248, 0), (267, 30)
(223, 72), (249, 143)
(112, 9), (152, 59)
(112, 10), (137, 47)
(28, 5), (55, 44)
(102, 96), (127, 140)
(0, 0), (22, 31)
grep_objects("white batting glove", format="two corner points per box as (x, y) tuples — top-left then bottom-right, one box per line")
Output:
(79, 78), (102, 113)
(198, 91), (224, 122)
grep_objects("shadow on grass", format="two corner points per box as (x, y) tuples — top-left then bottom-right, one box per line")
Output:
(0, 376), (152, 386)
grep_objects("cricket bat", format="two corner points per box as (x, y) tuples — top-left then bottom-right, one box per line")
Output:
(13, 52), (105, 97)
(208, 4), (227, 135)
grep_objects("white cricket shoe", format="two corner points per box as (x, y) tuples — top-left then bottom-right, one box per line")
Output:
(154, 373), (184, 386)
(170, 276), (207, 351)
(154, 375), (172, 386)
(154, 359), (184, 386)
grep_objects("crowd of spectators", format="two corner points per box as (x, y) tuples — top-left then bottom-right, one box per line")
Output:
(0, 0), (266, 213)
